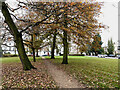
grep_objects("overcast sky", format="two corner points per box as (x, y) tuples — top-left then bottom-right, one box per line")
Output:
(98, 1), (118, 47)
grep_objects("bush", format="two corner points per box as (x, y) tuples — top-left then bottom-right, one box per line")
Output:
(59, 54), (85, 56)
(27, 55), (32, 57)
(69, 54), (85, 56)
(59, 53), (63, 56)
(3, 54), (18, 57)
(116, 53), (120, 55)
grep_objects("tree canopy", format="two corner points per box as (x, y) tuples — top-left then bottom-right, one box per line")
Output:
(0, 1), (107, 70)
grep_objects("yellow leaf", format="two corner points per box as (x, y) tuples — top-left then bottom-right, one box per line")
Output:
(55, 5), (57, 7)
(60, 9), (64, 12)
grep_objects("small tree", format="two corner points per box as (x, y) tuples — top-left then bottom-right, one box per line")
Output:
(107, 38), (114, 54)
(96, 47), (104, 54)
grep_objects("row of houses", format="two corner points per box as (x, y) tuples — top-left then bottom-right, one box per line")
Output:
(1, 40), (120, 56)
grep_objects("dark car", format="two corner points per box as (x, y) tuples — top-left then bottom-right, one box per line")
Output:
(42, 54), (51, 56)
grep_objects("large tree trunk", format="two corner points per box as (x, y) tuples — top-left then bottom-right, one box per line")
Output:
(2, 2), (36, 70)
(51, 30), (57, 59)
(62, 30), (68, 64)
(62, 8), (68, 64)
(16, 34), (36, 70)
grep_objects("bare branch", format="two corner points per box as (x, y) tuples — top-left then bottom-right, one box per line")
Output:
(11, 13), (30, 23)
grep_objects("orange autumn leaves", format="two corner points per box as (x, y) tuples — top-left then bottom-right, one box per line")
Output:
(18, 1), (106, 48)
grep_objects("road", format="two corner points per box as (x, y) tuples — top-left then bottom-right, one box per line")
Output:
(86, 56), (118, 59)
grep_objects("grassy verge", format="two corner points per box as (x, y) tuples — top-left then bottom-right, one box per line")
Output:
(0, 57), (41, 63)
(47, 56), (118, 88)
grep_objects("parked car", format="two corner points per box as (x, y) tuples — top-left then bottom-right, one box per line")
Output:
(98, 54), (107, 58)
(108, 54), (115, 57)
(42, 54), (51, 56)
(117, 55), (120, 59)
(104, 54), (108, 57)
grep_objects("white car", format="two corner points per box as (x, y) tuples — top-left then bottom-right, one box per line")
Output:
(98, 54), (107, 58)
(117, 55), (120, 59)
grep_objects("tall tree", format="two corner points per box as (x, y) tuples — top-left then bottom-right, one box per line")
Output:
(50, 4), (59, 59)
(51, 29), (57, 59)
(31, 34), (36, 62)
(107, 38), (114, 54)
(2, 2), (36, 70)
(62, 3), (68, 64)
(91, 33), (102, 56)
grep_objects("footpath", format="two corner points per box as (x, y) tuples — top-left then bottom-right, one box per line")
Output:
(42, 57), (85, 88)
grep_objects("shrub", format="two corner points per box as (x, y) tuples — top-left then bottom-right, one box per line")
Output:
(69, 54), (85, 56)
(3, 54), (18, 57)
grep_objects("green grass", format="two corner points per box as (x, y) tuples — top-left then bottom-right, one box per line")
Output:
(1, 56), (118, 88)
(0, 56), (41, 63)
(47, 56), (118, 88)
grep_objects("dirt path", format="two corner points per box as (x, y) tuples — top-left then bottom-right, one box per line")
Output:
(42, 57), (85, 88)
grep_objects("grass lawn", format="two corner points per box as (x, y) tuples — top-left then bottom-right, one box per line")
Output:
(0, 56), (41, 63)
(46, 56), (118, 88)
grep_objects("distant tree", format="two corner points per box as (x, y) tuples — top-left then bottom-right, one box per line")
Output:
(91, 33), (103, 56)
(107, 38), (114, 54)
(97, 47), (104, 54)
(86, 42), (92, 55)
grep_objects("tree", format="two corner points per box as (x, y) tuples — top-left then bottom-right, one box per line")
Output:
(107, 38), (114, 54)
(1, 1), (106, 66)
(86, 42), (92, 55)
(97, 47), (104, 54)
(50, 6), (59, 59)
(2, 2), (36, 70)
(91, 33), (103, 56)
(21, 1), (105, 64)
(51, 29), (57, 59)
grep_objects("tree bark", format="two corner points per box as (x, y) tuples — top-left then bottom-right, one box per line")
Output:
(31, 34), (36, 62)
(51, 30), (57, 59)
(36, 49), (39, 57)
(2, 2), (36, 70)
(62, 30), (68, 64)
(62, 7), (68, 64)
(32, 48), (36, 62)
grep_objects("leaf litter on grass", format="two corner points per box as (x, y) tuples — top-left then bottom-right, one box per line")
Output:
(2, 61), (57, 89)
